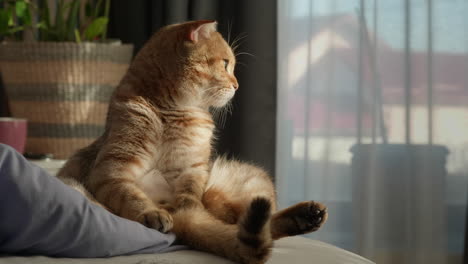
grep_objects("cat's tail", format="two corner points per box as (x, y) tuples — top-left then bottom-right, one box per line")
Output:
(171, 197), (273, 264)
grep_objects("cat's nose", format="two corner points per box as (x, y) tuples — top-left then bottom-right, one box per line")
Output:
(232, 83), (239, 90)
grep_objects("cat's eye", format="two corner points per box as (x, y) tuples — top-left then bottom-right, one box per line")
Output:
(223, 59), (229, 71)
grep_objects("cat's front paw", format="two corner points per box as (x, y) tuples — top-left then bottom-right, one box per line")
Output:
(175, 194), (203, 210)
(139, 208), (173, 232)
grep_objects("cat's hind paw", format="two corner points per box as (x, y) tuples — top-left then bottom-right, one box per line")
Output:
(271, 200), (328, 239)
(295, 201), (328, 233)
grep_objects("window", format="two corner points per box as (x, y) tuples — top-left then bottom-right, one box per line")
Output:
(277, 0), (468, 263)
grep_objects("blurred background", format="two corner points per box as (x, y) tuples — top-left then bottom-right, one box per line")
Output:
(1, 0), (467, 263)
(277, 0), (468, 263)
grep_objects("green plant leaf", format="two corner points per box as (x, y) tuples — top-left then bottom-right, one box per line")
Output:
(102, 0), (110, 39)
(0, 5), (15, 32)
(74, 28), (81, 43)
(7, 25), (24, 34)
(55, 0), (65, 40)
(65, 0), (80, 41)
(36, 21), (47, 29)
(39, 0), (50, 27)
(0, 9), (10, 34)
(21, 5), (32, 26)
(1, 0), (111, 42)
(85, 1), (93, 18)
(83, 17), (108, 41)
(15, 0), (27, 18)
(40, 27), (59, 41)
(37, 0), (51, 41)
(93, 0), (104, 19)
(7, 6), (14, 26)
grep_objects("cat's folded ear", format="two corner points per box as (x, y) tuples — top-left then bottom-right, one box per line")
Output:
(188, 20), (218, 43)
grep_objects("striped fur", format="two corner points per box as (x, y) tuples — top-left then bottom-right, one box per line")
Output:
(58, 20), (327, 264)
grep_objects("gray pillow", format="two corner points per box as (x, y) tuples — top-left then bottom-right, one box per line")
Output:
(0, 144), (184, 257)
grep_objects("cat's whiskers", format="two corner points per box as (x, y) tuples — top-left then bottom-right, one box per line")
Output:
(235, 51), (256, 70)
(235, 51), (255, 58)
(210, 99), (233, 129)
(205, 87), (233, 128)
(210, 107), (221, 124)
(230, 33), (248, 53)
(235, 61), (247, 68)
(201, 88), (223, 108)
(211, 107), (226, 128)
(222, 101), (233, 128)
(227, 20), (233, 46)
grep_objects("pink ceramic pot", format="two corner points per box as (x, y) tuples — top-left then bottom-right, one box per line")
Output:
(0, 118), (27, 153)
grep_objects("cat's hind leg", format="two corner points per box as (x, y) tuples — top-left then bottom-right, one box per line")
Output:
(172, 197), (273, 264)
(205, 157), (328, 240)
(203, 157), (276, 225)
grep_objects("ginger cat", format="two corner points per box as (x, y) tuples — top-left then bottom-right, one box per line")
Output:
(57, 20), (327, 264)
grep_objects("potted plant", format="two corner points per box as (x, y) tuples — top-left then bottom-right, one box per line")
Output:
(0, 0), (133, 159)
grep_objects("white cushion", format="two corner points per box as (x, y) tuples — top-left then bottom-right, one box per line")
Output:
(21, 161), (373, 264)
(0, 236), (374, 264)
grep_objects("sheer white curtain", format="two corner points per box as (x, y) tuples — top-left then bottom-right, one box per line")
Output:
(276, 0), (468, 263)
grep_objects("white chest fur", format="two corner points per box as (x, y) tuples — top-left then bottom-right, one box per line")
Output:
(135, 109), (214, 205)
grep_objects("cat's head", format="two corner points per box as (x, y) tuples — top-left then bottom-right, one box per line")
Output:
(136, 20), (238, 109)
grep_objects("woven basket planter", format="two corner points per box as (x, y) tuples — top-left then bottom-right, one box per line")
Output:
(0, 42), (133, 159)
